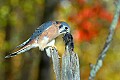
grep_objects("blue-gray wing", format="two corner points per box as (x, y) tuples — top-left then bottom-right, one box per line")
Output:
(30, 21), (52, 40)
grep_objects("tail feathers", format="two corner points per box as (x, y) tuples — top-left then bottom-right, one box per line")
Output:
(5, 45), (32, 58)
(16, 38), (30, 48)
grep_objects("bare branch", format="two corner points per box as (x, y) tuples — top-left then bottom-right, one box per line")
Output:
(89, 0), (120, 80)
(62, 33), (80, 80)
(51, 48), (61, 80)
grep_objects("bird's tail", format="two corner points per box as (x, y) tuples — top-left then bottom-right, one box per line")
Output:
(16, 38), (30, 48)
(5, 39), (38, 58)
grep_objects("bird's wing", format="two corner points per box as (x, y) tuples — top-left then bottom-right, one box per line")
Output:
(30, 21), (53, 40)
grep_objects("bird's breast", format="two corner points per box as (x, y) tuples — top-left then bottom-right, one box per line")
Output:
(37, 25), (59, 50)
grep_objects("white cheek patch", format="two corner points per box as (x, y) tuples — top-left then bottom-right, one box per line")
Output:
(59, 28), (64, 33)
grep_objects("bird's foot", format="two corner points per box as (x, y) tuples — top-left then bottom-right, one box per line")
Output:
(50, 46), (61, 59)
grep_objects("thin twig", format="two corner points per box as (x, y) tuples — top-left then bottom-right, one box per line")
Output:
(89, 0), (120, 80)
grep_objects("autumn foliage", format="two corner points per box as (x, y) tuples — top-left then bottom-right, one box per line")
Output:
(68, 0), (113, 42)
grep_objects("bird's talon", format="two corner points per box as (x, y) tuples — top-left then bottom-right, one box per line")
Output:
(52, 48), (54, 50)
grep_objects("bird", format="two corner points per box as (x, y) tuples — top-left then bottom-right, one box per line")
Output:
(5, 21), (70, 58)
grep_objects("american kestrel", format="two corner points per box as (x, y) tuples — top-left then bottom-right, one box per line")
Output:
(5, 21), (70, 58)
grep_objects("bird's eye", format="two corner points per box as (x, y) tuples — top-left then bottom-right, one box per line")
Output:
(56, 21), (59, 24)
(65, 27), (68, 29)
(59, 25), (63, 28)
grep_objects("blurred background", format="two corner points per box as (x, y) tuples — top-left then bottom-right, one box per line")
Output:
(0, 0), (120, 80)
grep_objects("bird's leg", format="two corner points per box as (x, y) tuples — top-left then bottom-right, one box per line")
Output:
(45, 40), (61, 58)
(45, 46), (55, 57)
(45, 40), (55, 57)
(45, 47), (52, 57)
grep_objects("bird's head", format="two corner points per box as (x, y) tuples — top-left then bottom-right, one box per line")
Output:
(53, 21), (70, 34)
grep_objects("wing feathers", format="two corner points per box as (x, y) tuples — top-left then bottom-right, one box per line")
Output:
(16, 38), (30, 48)
(5, 45), (32, 58)
(5, 39), (38, 58)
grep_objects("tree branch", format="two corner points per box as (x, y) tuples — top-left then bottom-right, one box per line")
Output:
(51, 48), (61, 80)
(51, 33), (80, 80)
(89, 0), (120, 80)
(62, 33), (80, 80)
